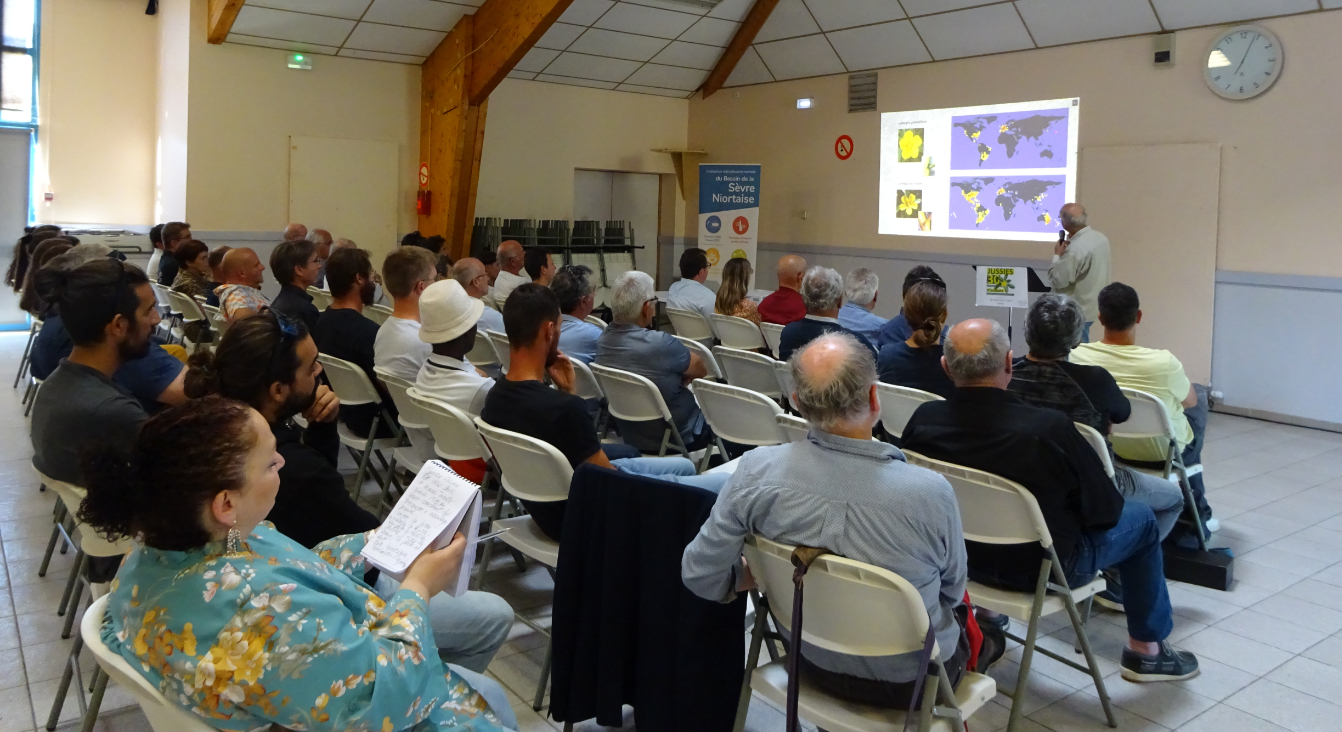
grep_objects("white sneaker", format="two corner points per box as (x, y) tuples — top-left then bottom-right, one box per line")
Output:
(1205, 517), (1220, 533)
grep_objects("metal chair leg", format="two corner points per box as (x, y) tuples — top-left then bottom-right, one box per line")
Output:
(39, 522), (62, 578)
(533, 638), (553, 712)
(1051, 565), (1116, 728)
(1004, 559), (1051, 732)
(58, 551), (85, 616)
(62, 574), (86, 639)
(46, 635), (83, 731)
(77, 668), (107, 732)
(732, 593), (771, 732)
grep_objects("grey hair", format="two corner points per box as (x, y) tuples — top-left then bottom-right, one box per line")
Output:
(50, 243), (113, 271)
(801, 266), (844, 313)
(843, 268), (879, 307)
(1061, 206), (1088, 228)
(790, 333), (878, 432)
(308, 229), (333, 247)
(943, 319), (1010, 383)
(1024, 294), (1084, 360)
(610, 270), (655, 322)
(333, 238), (356, 251)
(550, 264), (594, 313)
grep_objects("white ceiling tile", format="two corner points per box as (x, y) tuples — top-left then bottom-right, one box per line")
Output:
(620, 0), (708, 15)
(227, 34), (340, 55)
(507, 70), (538, 80)
(1016, 0), (1160, 46)
(616, 83), (693, 97)
(707, 0), (755, 21)
(899, 0), (998, 17)
(723, 45), (773, 86)
(754, 33), (846, 80)
(679, 16), (740, 45)
(337, 48), (426, 64)
(802, 0), (905, 31)
(624, 62), (708, 89)
(514, 46), (561, 72)
(542, 51), (643, 81)
(246, 0), (371, 21)
(231, 6), (357, 46)
(535, 74), (620, 90)
(826, 20), (930, 70)
(753, 0), (820, 43)
(593, 3), (701, 38)
(912, 4), (1035, 60)
(343, 22), (446, 55)
(361, 0), (471, 31)
(1149, 0), (1318, 29)
(650, 40), (721, 69)
(536, 22), (586, 50)
(560, 0), (616, 26)
(568, 28), (671, 61)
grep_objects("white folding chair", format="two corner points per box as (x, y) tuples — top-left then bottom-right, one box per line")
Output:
(675, 335), (724, 381)
(590, 363), (691, 458)
(760, 321), (785, 357)
(1075, 422), (1115, 479)
(372, 368), (433, 511)
(772, 359), (796, 411)
(465, 328), (500, 371)
(874, 383), (944, 440)
(666, 306), (715, 346)
(166, 290), (210, 354)
(714, 346), (782, 401)
(584, 314), (607, 331)
(81, 596), (216, 732)
(775, 414), (810, 443)
(738, 535), (997, 732)
(200, 302), (230, 340)
(900, 451), (1115, 732)
(474, 417), (572, 711)
(317, 354), (403, 501)
(711, 313), (766, 350)
(365, 303), (394, 326)
(569, 358), (609, 433)
(1112, 387), (1207, 549)
(306, 286), (333, 311)
(150, 283), (181, 342)
(484, 329), (511, 374)
(690, 379), (785, 470)
(13, 317), (42, 389)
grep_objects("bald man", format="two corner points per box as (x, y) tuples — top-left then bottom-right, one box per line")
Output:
(450, 257), (505, 338)
(684, 332), (1002, 703)
(901, 319), (1199, 683)
(215, 248), (270, 321)
(283, 223), (308, 242)
(758, 254), (808, 325)
(1047, 202), (1111, 342)
(492, 240), (528, 306)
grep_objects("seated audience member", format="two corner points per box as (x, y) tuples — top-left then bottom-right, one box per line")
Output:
(596, 271), (712, 453)
(877, 277), (954, 399)
(308, 228), (333, 287)
(282, 222), (308, 242)
(450, 257), (505, 335)
(683, 333), (1003, 705)
(482, 284), (728, 540)
(312, 246), (396, 439)
(414, 279), (495, 418)
(491, 240), (528, 304)
(437, 253), (453, 281)
(551, 264), (601, 364)
(876, 266), (947, 350)
(714, 257), (760, 326)
(838, 268), (887, 345)
(758, 254), (807, 325)
(215, 247), (270, 321)
(80, 396), (516, 730)
(777, 266), (877, 361)
(204, 245), (230, 306)
(143, 224), (164, 283)
(667, 247), (716, 323)
(168, 239), (215, 343)
(480, 250), (500, 288)
(901, 319), (1199, 681)
(182, 312), (515, 674)
(18, 238), (73, 316)
(524, 246), (556, 286)
(1070, 284), (1212, 531)
(374, 246), (438, 381)
(268, 238), (322, 330)
(1010, 294), (1184, 542)
(156, 221), (192, 287)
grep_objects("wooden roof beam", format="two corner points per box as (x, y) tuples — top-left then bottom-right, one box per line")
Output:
(468, 0), (577, 105)
(207, 0), (245, 44)
(700, 0), (779, 99)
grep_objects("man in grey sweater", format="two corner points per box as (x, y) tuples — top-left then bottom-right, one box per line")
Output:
(1048, 202), (1111, 342)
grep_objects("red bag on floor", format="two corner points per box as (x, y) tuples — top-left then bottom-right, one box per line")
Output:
(963, 591), (983, 671)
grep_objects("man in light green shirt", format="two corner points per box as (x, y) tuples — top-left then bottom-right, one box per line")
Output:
(1048, 203), (1111, 343)
(1071, 282), (1213, 530)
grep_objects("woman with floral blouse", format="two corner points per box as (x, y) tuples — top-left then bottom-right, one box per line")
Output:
(80, 395), (515, 731)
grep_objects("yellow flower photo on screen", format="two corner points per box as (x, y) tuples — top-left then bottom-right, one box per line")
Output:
(898, 128), (924, 162)
(896, 190), (922, 218)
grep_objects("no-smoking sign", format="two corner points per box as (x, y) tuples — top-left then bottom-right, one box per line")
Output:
(419, 162), (430, 187)
(835, 135), (854, 160)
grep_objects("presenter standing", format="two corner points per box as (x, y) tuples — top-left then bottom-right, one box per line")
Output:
(1047, 203), (1111, 342)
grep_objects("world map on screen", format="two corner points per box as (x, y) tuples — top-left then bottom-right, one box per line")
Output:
(951, 109), (1069, 169)
(949, 176), (1064, 233)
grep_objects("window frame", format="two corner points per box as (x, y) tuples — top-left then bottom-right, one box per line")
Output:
(1, 0), (41, 129)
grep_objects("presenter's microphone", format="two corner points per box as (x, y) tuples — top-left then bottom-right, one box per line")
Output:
(1058, 229), (1067, 244)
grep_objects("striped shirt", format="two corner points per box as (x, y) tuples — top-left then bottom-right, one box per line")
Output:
(681, 428), (967, 682)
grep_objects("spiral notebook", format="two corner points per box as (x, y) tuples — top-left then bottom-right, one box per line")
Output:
(361, 460), (482, 597)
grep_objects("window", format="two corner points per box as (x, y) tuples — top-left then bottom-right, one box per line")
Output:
(1, 0), (39, 125)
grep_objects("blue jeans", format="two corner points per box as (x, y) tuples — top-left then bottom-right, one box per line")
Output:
(1066, 501), (1173, 643)
(449, 664), (518, 730)
(1117, 466), (1184, 540)
(375, 576), (515, 673)
(612, 456), (731, 494)
(1182, 384), (1211, 519)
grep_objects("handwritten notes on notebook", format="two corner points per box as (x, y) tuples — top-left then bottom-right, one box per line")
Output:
(361, 460), (482, 597)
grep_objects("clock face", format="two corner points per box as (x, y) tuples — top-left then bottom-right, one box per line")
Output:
(1204, 25), (1283, 100)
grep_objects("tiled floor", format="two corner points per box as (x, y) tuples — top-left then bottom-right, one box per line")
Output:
(3, 331), (1342, 731)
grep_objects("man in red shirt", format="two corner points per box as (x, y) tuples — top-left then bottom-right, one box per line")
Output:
(758, 254), (808, 325)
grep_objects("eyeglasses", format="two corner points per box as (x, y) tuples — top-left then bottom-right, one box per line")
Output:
(266, 311), (303, 380)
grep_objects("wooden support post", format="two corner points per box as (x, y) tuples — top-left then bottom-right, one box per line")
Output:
(206, 0), (244, 44)
(700, 0), (780, 99)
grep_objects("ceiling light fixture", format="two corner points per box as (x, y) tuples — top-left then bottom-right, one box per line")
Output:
(797, 98), (813, 109)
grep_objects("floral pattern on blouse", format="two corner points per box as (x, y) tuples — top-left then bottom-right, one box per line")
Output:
(103, 522), (506, 732)
(716, 298), (761, 327)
